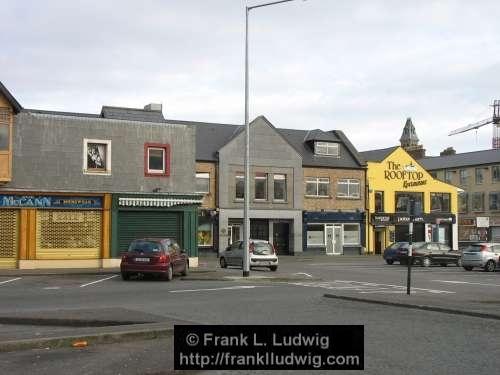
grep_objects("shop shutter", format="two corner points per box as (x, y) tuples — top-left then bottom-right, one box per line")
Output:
(117, 210), (180, 254)
(0, 210), (19, 268)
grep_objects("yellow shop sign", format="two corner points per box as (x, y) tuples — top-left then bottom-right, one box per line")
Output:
(384, 161), (427, 188)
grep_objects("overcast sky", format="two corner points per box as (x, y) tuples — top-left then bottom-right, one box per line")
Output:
(2, 0), (500, 155)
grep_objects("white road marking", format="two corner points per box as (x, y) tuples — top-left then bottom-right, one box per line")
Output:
(170, 285), (267, 293)
(433, 280), (500, 287)
(80, 275), (118, 288)
(0, 277), (21, 286)
(294, 272), (313, 278)
(43, 286), (61, 290)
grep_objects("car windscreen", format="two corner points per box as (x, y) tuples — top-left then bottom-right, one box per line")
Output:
(252, 242), (273, 255)
(128, 240), (162, 254)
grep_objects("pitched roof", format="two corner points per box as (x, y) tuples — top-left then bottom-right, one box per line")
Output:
(303, 129), (340, 142)
(359, 146), (399, 162)
(419, 149), (500, 170)
(101, 106), (165, 123)
(0, 81), (23, 113)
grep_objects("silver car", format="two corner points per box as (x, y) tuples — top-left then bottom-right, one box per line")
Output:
(219, 239), (278, 271)
(461, 242), (500, 272)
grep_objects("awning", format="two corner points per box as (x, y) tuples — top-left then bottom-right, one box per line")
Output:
(118, 197), (203, 208)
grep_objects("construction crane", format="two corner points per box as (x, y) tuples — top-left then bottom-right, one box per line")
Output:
(448, 100), (500, 149)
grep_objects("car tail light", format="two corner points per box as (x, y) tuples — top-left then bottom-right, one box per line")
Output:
(249, 243), (254, 253)
(121, 254), (128, 262)
(272, 244), (277, 255)
(480, 245), (489, 252)
(159, 254), (168, 263)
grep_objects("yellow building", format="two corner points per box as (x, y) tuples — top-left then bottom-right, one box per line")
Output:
(362, 146), (459, 254)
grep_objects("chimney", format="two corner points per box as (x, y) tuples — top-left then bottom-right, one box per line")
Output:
(144, 103), (162, 112)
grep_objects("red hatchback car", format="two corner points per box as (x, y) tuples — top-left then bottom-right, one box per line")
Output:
(120, 238), (189, 281)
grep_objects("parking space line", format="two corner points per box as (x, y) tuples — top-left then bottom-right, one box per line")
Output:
(0, 277), (21, 286)
(80, 275), (118, 288)
(433, 280), (500, 287)
(170, 285), (268, 293)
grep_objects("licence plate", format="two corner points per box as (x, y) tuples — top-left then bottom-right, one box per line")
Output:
(134, 257), (150, 262)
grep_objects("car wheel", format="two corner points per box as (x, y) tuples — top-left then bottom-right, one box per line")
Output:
(484, 260), (496, 272)
(463, 266), (473, 271)
(269, 266), (278, 271)
(165, 265), (173, 281)
(219, 257), (227, 268)
(385, 259), (394, 265)
(421, 257), (431, 267)
(121, 272), (130, 281)
(456, 258), (462, 267)
(181, 261), (189, 276)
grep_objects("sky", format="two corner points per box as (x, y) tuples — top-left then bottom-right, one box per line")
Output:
(2, 0), (500, 156)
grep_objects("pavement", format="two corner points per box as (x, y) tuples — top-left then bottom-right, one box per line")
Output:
(1, 252), (499, 353)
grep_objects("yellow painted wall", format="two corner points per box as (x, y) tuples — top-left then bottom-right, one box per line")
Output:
(366, 147), (458, 252)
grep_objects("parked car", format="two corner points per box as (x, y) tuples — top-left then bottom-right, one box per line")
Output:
(461, 242), (500, 272)
(219, 239), (278, 271)
(396, 242), (462, 267)
(120, 238), (189, 280)
(383, 242), (409, 264)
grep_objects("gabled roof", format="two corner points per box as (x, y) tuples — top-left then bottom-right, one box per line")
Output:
(359, 146), (399, 163)
(101, 106), (165, 123)
(303, 129), (340, 143)
(419, 149), (500, 170)
(0, 81), (23, 113)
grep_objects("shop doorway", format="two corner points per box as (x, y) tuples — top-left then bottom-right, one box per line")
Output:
(374, 229), (384, 254)
(273, 222), (290, 255)
(326, 225), (343, 255)
(250, 219), (269, 240)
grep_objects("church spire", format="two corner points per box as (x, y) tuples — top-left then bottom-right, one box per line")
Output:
(400, 117), (419, 147)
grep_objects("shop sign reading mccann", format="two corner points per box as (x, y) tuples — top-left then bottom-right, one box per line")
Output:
(0, 195), (102, 209)
(384, 161), (427, 188)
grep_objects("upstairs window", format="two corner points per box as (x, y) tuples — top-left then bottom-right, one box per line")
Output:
(84, 139), (111, 175)
(144, 143), (170, 177)
(196, 172), (210, 194)
(314, 141), (339, 157)
(472, 192), (484, 212)
(492, 165), (500, 183)
(458, 192), (468, 213)
(444, 170), (453, 184)
(489, 192), (500, 211)
(395, 192), (423, 214)
(375, 191), (384, 212)
(255, 173), (268, 200)
(430, 192), (451, 212)
(475, 168), (484, 185)
(273, 174), (287, 201)
(235, 172), (244, 200)
(337, 179), (360, 198)
(306, 177), (330, 197)
(0, 111), (9, 150)
(459, 169), (468, 185)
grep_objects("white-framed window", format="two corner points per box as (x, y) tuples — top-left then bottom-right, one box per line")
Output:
(196, 172), (210, 194)
(337, 179), (360, 198)
(255, 173), (268, 200)
(144, 143), (170, 177)
(305, 177), (330, 197)
(148, 148), (166, 173)
(83, 139), (111, 175)
(343, 224), (360, 245)
(314, 141), (339, 157)
(307, 224), (325, 246)
(273, 174), (286, 201)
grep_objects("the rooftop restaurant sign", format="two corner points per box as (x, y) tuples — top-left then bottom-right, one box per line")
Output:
(384, 161), (427, 188)
(0, 195), (102, 209)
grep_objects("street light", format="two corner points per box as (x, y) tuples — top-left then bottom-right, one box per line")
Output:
(243, 0), (299, 277)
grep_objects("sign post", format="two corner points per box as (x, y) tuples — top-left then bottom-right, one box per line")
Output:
(406, 198), (417, 295)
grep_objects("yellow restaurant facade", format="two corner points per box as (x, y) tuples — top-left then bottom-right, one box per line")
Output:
(365, 147), (459, 253)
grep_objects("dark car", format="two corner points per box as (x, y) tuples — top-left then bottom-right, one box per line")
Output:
(120, 238), (189, 280)
(396, 241), (462, 267)
(383, 242), (409, 264)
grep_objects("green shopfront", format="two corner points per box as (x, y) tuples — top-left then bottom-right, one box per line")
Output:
(110, 193), (203, 267)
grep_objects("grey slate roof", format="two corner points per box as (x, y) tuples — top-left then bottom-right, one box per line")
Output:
(419, 149), (500, 170)
(101, 106), (165, 123)
(359, 146), (399, 163)
(303, 129), (340, 142)
(0, 81), (23, 113)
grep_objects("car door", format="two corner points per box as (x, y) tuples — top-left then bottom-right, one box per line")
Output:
(226, 241), (241, 266)
(438, 243), (454, 263)
(427, 242), (440, 263)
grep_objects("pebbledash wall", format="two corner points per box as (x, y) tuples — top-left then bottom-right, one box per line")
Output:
(0, 83), (202, 269)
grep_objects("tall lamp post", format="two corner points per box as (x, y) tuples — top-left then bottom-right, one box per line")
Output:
(243, 0), (298, 277)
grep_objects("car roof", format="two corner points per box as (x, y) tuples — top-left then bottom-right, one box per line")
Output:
(132, 238), (176, 242)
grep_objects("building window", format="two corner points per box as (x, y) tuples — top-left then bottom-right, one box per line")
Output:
(492, 165), (500, 183)
(273, 174), (286, 201)
(255, 173), (268, 200)
(314, 142), (339, 157)
(0, 123), (9, 150)
(337, 179), (360, 198)
(472, 192), (485, 212)
(459, 169), (468, 185)
(489, 192), (500, 211)
(197, 220), (213, 247)
(83, 139), (111, 175)
(305, 177), (330, 197)
(343, 224), (360, 245)
(444, 170), (453, 184)
(430, 193), (451, 212)
(395, 192), (423, 213)
(475, 168), (484, 185)
(375, 191), (384, 212)
(235, 172), (244, 200)
(144, 143), (170, 177)
(196, 172), (210, 194)
(458, 192), (468, 213)
(307, 224), (325, 246)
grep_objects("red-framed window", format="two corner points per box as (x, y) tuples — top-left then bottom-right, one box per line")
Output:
(144, 143), (170, 177)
